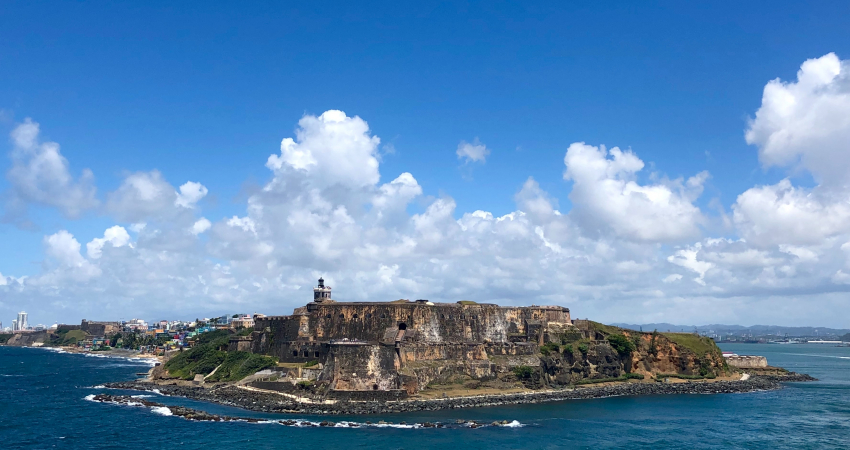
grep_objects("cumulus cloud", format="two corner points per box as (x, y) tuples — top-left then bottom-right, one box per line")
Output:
(746, 53), (850, 188)
(87, 226), (131, 259)
(191, 218), (211, 235)
(266, 110), (381, 188)
(564, 142), (706, 242)
(456, 138), (490, 163)
(3, 118), (98, 224)
(175, 181), (208, 208)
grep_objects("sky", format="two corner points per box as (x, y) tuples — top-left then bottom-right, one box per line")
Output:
(1, 1), (850, 327)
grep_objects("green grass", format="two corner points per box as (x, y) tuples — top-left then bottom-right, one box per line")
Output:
(237, 327), (254, 336)
(61, 330), (87, 345)
(0, 334), (12, 344)
(656, 373), (717, 380)
(660, 333), (718, 357)
(164, 330), (276, 381)
(457, 300), (478, 305)
(588, 321), (623, 335)
(574, 373), (644, 385)
(206, 351), (278, 382)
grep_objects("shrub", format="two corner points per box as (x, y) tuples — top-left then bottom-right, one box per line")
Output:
(607, 334), (636, 357)
(512, 365), (534, 379)
(303, 360), (319, 368)
(297, 380), (315, 388)
(539, 342), (559, 356)
(574, 373), (644, 385)
(577, 343), (589, 354)
(0, 334), (12, 344)
(563, 344), (574, 355)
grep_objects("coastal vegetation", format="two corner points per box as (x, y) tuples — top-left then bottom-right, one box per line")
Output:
(574, 373), (644, 385)
(164, 329), (277, 381)
(0, 334), (11, 344)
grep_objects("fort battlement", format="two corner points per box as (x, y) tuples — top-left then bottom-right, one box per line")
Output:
(238, 278), (573, 394)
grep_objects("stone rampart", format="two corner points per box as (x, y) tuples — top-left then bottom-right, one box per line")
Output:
(726, 355), (768, 369)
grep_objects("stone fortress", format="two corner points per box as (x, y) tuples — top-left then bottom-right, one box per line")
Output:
(234, 278), (574, 395)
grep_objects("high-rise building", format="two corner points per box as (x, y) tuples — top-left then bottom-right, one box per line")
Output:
(17, 311), (28, 331)
(12, 319), (18, 331)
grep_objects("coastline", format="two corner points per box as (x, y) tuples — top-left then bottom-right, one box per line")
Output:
(105, 373), (816, 415)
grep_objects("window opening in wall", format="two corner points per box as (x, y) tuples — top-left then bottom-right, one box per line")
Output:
(353, 314), (359, 319)
(326, 314), (331, 319)
(303, 350), (309, 357)
(366, 313), (372, 319)
(398, 322), (407, 330)
(339, 314), (345, 319)
(315, 352), (320, 358)
(293, 350), (298, 357)
(372, 384), (378, 390)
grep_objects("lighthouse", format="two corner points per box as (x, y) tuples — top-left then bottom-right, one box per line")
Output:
(313, 277), (332, 302)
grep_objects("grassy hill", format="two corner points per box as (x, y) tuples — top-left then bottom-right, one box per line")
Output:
(164, 329), (277, 382)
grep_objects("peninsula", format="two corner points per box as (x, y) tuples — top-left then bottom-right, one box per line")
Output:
(103, 278), (814, 414)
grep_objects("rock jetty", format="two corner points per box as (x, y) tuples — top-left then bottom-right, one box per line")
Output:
(104, 373), (815, 416)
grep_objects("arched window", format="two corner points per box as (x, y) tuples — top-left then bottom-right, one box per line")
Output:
(398, 323), (407, 331)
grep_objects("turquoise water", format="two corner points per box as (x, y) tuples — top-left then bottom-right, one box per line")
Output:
(1, 343), (848, 449)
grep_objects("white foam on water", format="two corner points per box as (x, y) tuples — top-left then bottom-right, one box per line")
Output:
(500, 420), (524, 428)
(151, 389), (162, 395)
(83, 394), (96, 401)
(131, 394), (153, 398)
(151, 406), (173, 416)
(91, 385), (106, 389)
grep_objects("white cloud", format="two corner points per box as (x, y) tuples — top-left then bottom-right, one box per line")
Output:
(87, 226), (131, 259)
(667, 244), (714, 285)
(191, 218), (212, 235)
(266, 110), (381, 188)
(105, 171), (177, 222)
(9, 72), (850, 329)
(662, 274), (683, 283)
(4, 118), (98, 223)
(746, 53), (850, 188)
(456, 138), (490, 163)
(175, 181), (208, 208)
(733, 179), (850, 247)
(564, 142), (706, 242)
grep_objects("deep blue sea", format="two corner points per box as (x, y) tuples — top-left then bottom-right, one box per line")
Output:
(1, 343), (848, 449)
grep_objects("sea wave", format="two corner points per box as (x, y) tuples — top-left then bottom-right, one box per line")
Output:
(151, 406), (173, 416)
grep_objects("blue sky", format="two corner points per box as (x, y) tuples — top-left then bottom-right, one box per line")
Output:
(2, 1), (850, 327)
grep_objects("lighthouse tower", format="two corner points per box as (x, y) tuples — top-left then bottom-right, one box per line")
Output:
(313, 277), (332, 302)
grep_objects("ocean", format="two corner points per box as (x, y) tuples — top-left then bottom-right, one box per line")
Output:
(0, 343), (848, 449)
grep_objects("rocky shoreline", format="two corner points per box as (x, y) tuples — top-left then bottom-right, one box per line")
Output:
(104, 373), (816, 415)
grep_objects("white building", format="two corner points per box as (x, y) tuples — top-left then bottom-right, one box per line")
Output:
(12, 319), (18, 331)
(17, 311), (28, 331)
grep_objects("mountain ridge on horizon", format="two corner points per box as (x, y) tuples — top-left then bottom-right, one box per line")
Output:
(612, 323), (850, 337)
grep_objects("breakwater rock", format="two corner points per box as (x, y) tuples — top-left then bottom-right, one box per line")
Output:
(104, 373), (815, 415)
(85, 394), (518, 428)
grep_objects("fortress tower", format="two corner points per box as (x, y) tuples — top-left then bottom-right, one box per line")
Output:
(313, 277), (333, 302)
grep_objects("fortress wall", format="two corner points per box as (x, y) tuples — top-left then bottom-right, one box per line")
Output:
(726, 355), (768, 369)
(295, 303), (570, 344)
(319, 344), (399, 391)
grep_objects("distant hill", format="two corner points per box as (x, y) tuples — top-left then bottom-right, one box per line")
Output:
(611, 323), (850, 338)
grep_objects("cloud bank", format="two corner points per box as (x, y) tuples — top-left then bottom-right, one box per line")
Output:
(2, 54), (850, 327)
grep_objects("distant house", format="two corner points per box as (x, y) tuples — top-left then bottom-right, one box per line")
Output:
(230, 315), (254, 329)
